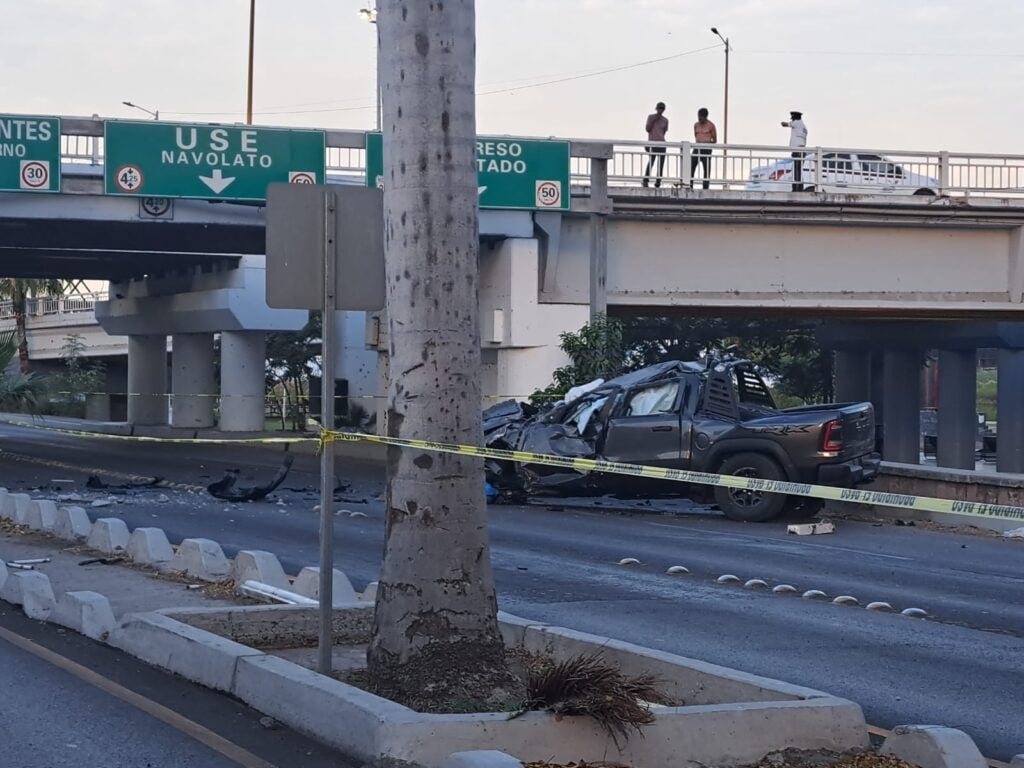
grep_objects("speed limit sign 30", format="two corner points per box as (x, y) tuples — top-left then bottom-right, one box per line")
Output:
(20, 160), (50, 190)
(535, 180), (562, 208)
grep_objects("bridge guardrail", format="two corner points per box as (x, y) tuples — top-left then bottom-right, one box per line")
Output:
(50, 119), (1024, 199)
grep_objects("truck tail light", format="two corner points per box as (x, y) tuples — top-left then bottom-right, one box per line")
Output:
(822, 419), (844, 452)
(769, 168), (789, 181)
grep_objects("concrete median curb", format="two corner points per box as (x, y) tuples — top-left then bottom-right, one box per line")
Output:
(443, 753), (523, 768)
(127, 527), (175, 565)
(232, 550), (289, 591)
(293, 566), (359, 605)
(51, 591), (117, 641)
(10, 493), (33, 525)
(87, 517), (130, 554)
(25, 499), (59, 531)
(167, 538), (231, 582)
(880, 724), (987, 768)
(53, 505), (92, 541)
(1, 569), (56, 620)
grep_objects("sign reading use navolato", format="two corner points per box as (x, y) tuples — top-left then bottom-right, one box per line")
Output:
(0, 114), (61, 193)
(364, 132), (570, 211)
(104, 121), (325, 201)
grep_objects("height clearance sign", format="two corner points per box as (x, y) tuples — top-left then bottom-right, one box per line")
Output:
(0, 115), (61, 193)
(365, 132), (570, 211)
(104, 121), (325, 201)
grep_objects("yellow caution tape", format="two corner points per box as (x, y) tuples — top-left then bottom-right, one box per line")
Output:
(1, 417), (1021, 523)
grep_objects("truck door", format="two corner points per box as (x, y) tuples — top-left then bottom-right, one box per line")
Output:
(599, 378), (690, 468)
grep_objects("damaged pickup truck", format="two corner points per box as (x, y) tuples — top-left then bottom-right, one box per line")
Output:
(483, 358), (880, 522)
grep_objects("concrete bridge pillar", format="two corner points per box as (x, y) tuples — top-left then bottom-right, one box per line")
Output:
(127, 335), (168, 426)
(834, 350), (872, 403)
(937, 349), (977, 470)
(219, 331), (266, 432)
(881, 349), (921, 464)
(997, 349), (1024, 473)
(171, 333), (216, 429)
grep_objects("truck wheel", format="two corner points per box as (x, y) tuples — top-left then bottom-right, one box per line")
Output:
(714, 453), (788, 522)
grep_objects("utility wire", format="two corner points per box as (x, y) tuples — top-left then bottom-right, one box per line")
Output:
(161, 43), (720, 119)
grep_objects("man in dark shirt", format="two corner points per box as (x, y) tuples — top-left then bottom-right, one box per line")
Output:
(642, 102), (668, 188)
(691, 107), (717, 189)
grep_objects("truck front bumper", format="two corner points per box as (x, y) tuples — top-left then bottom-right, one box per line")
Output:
(818, 453), (881, 487)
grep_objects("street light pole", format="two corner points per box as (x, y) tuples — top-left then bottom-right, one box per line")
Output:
(246, 0), (256, 124)
(710, 27), (729, 144)
(122, 101), (159, 120)
(359, 7), (381, 131)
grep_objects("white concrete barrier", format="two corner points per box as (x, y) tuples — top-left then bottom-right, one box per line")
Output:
(0, 570), (56, 619)
(444, 752), (524, 768)
(1009, 754), (1024, 767)
(52, 591), (117, 641)
(25, 499), (59, 531)
(10, 493), (33, 524)
(232, 551), (289, 591)
(53, 506), (93, 541)
(127, 527), (175, 565)
(0, 491), (16, 520)
(167, 538), (231, 582)
(881, 725), (987, 768)
(87, 518), (131, 554)
(292, 566), (358, 605)
(0, 560), (7, 592)
(359, 581), (379, 602)
(107, 612), (263, 692)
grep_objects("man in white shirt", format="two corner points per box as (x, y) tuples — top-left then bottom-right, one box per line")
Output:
(781, 110), (808, 191)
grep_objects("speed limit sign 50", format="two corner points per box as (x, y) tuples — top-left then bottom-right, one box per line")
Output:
(535, 180), (562, 208)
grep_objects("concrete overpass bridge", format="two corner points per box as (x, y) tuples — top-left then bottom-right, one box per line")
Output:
(3, 115), (1024, 471)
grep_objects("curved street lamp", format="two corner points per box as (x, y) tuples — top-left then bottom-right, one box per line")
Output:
(710, 27), (730, 144)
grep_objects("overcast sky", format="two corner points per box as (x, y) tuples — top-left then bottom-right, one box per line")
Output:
(3, 0), (1023, 153)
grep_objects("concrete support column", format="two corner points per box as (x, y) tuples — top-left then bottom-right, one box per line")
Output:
(997, 349), (1024, 473)
(127, 335), (168, 426)
(881, 350), (921, 464)
(219, 331), (266, 432)
(171, 334), (216, 429)
(936, 349), (977, 470)
(833, 350), (872, 403)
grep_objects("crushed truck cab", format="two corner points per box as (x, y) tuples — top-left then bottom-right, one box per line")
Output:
(483, 359), (880, 522)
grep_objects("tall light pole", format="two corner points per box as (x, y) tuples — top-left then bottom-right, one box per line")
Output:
(710, 27), (729, 144)
(122, 101), (159, 120)
(359, 6), (381, 131)
(246, 0), (256, 124)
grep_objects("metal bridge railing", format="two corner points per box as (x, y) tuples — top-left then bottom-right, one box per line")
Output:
(52, 119), (1024, 199)
(0, 291), (109, 322)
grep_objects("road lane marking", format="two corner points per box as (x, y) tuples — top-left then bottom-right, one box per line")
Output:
(646, 522), (915, 561)
(0, 625), (276, 768)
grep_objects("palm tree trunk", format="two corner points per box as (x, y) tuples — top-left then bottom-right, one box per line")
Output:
(367, 0), (516, 704)
(14, 303), (29, 374)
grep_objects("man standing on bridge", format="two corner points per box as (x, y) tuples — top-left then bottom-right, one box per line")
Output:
(781, 110), (808, 192)
(691, 107), (717, 189)
(642, 102), (669, 188)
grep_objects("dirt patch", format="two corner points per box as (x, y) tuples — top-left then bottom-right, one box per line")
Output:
(739, 749), (916, 768)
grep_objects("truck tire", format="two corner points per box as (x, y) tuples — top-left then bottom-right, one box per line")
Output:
(714, 453), (788, 522)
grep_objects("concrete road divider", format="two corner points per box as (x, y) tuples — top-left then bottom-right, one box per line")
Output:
(0, 491), (14, 520)
(0, 560), (7, 592)
(359, 581), (378, 602)
(53, 506), (92, 541)
(1009, 754), (1023, 767)
(232, 551), (289, 591)
(107, 612), (263, 692)
(127, 527), (175, 565)
(25, 499), (59, 531)
(292, 566), (358, 605)
(880, 724), (987, 768)
(168, 538), (231, 582)
(52, 591), (117, 641)
(444, 752), (524, 768)
(1, 570), (56, 619)
(10, 494), (33, 525)
(87, 518), (130, 554)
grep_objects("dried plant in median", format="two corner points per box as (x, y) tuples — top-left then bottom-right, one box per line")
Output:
(514, 652), (673, 747)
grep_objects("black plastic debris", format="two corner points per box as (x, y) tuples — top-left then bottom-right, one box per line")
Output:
(207, 455), (295, 502)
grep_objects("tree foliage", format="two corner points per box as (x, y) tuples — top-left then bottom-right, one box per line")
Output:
(0, 278), (66, 373)
(533, 315), (834, 405)
(46, 334), (106, 417)
(0, 329), (43, 412)
(265, 313), (319, 431)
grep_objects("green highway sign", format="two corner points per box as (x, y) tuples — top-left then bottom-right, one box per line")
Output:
(0, 115), (61, 193)
(104, 121), (326, 201)
(365, 132), (570, 211)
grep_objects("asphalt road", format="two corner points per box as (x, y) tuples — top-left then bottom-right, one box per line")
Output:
(1, 422), (1022, 760)
(0, 603), (353, 768)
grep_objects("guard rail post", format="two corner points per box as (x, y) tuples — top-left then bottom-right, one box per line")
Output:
(938, 151), (950, 196)
(813, 147), (823, 192)
(680, 141), (692, 189)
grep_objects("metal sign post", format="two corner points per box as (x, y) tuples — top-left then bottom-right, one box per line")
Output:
(318, 189), (338, 674)
(266, 183), (384, 676)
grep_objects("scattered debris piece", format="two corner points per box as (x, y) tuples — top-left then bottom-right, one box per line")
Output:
(258, 716), (280, 730)
(348, 511), (368, 518)
(155, 494), (171, 503)
(901, 607), (928, 618)
(666, 565), (690, 575)
(832, 595), (859, 606)
(788, 521), (836, 536)
(617, 557), (641, 566)
(744, 578), (769, 589)
(90, 500), (112, 508)
(5, 562), (35, 570)
(802, 590), (829, 600)
(207, 455), (294, 502)
(86, 475), (163, 490)
(1003, 526), (1024, 539)
(865, 601), (894, 612)
(717, 574), (740, 584)
(78, 557), (125, 566)
(772, 584), (798, 594)
(12, 558), (50, 565)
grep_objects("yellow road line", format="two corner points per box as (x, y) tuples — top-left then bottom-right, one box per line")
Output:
(0, 624), (276, 768)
